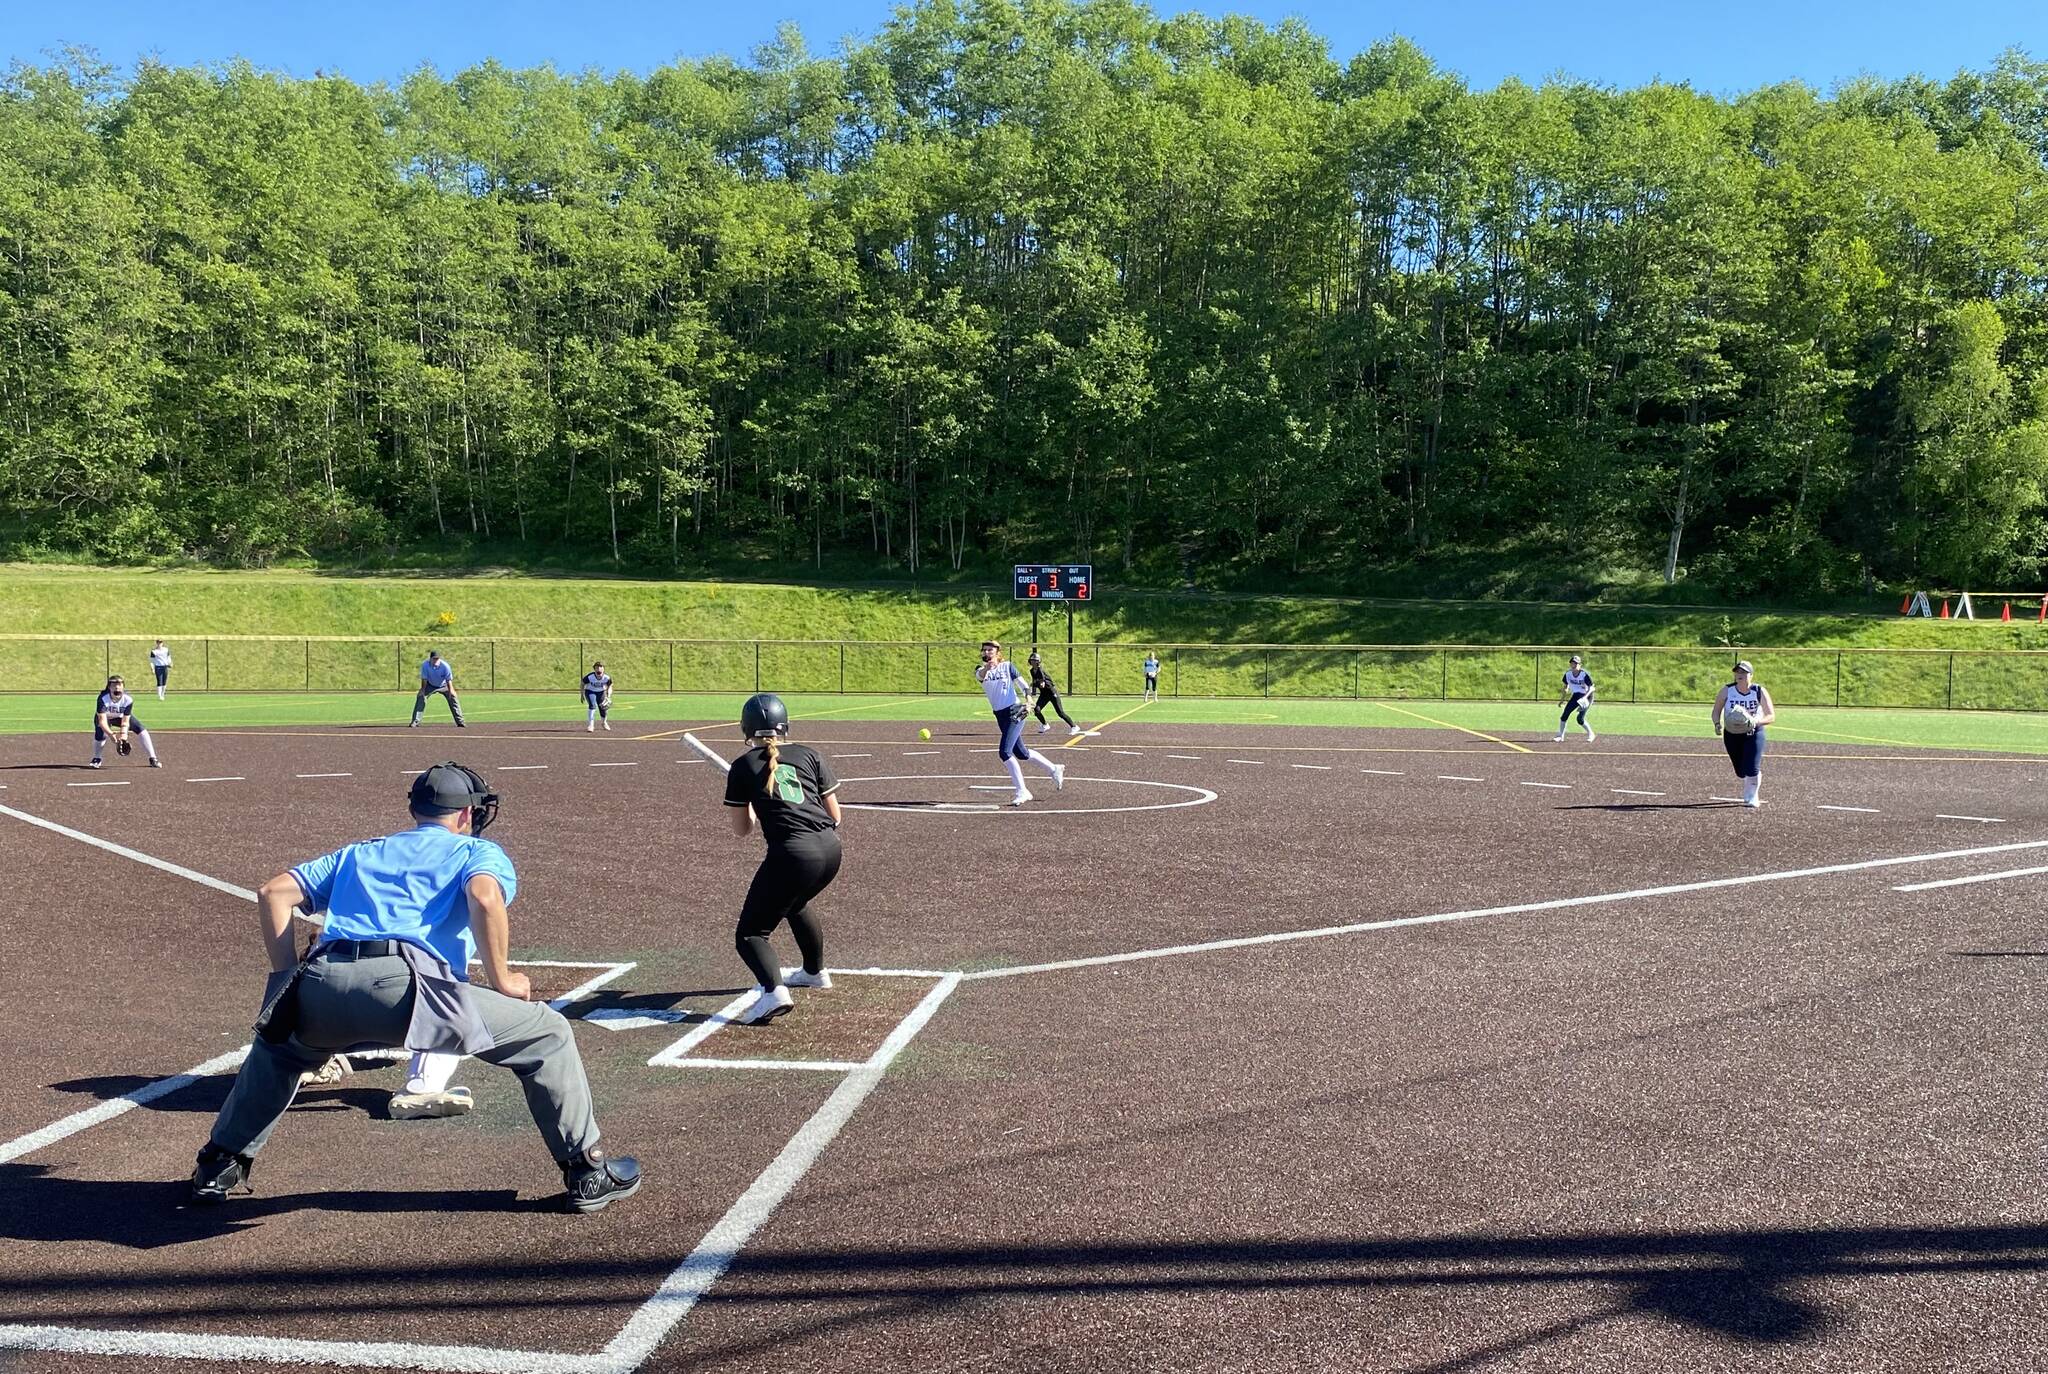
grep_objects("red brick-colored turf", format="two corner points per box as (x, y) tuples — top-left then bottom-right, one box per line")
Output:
(1, 715), (2045, 1372)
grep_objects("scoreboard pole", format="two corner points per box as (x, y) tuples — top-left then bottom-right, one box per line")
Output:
(1067, 602), (1075, 692)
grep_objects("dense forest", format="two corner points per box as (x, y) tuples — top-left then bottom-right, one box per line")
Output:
(2, 0), (2046, 593)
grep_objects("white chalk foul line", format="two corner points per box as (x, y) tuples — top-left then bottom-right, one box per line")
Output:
(499, 765), (549, 771)
(187, 776), (245, 783)
(0, 802), (257, 901)
(1894, 864), (2048, 892)
(1519, 781), (1571, 790)
(1289, 763), (1332, 770)
(588, 761), (639, 768)
(902, 750), (940, 756)
(297, 772), (352, 779)
(0, 1047), (250, 1167)
(600, 975), (961, 1371)
(1167, 754), (1200, 760)
(1226, 759), (1263, 765)
(0, 1325), (597, 1373)
(1937, 814), (2007, 824)
(1360, 768), (1405, 776)
(662, 1058), (862, 1073)
(1819, 805), (1880, 814)
(1438, 775), (1484, 783)
(68, 780), (129, 787)
(1613, 789), (1666, 797)
(963, 837), (2048, 983)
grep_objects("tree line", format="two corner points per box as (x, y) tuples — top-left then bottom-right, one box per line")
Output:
(3, 0), (2047, 593)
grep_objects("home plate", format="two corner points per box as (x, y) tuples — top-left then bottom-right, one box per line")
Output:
(583, 1008), (694, 1031)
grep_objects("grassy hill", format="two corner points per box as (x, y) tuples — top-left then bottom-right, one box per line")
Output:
(3, 566), (2041, 650)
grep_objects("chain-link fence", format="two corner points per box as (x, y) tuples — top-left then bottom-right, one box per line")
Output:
(2, 637), (2043, 710)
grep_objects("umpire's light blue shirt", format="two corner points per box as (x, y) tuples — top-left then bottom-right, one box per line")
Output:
(291, 825), (516, 976)
(420, 658), (453, 687)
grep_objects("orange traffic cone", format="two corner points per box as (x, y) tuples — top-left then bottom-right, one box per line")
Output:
(2003, 601), (2013, 621)
(1939, 599), (1950, 618)
(1901, 595), (1912, 614)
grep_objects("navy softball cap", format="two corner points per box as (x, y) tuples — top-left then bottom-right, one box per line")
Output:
(409, 762), (490, 813)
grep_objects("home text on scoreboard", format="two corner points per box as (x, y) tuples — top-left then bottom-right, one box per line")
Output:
(1013, 564), (1092, 601)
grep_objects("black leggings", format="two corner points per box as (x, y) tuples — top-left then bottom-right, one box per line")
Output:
(736, 831), (842, 989)
(1033, 687), (1075, 727)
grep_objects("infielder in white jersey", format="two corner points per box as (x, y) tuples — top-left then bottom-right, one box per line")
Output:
(1554, 654), (1595, 742)
(89, 676), (160, 769)
(977, 640), (1065, 806)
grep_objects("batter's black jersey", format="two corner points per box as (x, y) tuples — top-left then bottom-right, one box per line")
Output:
(1029, 662), (1060, 694)
(724, 742), (840, 844)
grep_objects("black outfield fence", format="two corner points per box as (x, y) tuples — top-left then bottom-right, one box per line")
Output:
(2, 637), (2043, 711)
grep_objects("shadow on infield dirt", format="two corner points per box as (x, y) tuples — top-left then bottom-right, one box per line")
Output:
(0, 1163), (538, 1248)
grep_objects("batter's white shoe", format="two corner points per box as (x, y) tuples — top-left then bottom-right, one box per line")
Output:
(1584, 731), (1596, 743)
(1068, 725), (1083, 735)
(737, 985), (794, 1024)
(1010, 789), (1034, 807)
(1050, 762), (1066, 791)
(782, 967), (832, 990)
(1552, 732), (1565, 743)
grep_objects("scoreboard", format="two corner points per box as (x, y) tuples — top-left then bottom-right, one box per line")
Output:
(1013, 564), (1092, 601)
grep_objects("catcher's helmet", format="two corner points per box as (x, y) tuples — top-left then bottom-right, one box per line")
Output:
(409, 761), (500, 835)
(740, 693), (790, 739)
(1027, 652), (1042, 665)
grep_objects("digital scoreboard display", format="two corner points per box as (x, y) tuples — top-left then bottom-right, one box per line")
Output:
(1013, 564), (1092, 601)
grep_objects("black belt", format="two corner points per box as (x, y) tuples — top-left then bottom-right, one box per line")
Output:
(317, 938), (404, 959)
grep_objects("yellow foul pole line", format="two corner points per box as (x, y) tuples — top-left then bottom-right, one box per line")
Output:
(1372, 700), (1533, 754)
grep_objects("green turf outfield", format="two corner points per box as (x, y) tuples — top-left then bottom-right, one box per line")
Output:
(4, 691), (2043, 754)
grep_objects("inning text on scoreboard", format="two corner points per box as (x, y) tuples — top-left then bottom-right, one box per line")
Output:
(1013, 564), (1092, 601)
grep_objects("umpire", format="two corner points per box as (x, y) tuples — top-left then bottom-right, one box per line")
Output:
(189, 762), (642, 1214)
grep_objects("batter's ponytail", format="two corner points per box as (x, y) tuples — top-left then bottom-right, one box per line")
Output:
(761, 735), (781, 799)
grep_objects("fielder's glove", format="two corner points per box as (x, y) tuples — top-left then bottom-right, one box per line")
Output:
(116, 737), (132, 756)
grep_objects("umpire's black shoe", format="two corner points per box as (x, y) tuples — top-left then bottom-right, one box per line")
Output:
(561, 1146), (641, 1214)
(190, 1143), (254, 1203)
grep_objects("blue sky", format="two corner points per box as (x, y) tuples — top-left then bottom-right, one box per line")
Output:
(4, 1), (2042, 95)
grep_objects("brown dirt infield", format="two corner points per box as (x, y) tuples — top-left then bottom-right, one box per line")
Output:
(0, 715), (2044, 1372)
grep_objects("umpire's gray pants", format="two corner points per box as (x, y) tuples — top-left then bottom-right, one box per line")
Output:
(411, 684), (464, 725)
(208, 952), (598, 1164)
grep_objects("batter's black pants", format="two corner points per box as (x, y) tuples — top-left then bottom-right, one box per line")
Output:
(736, 830), (842, 990)
(1033, 686), (1075, 727)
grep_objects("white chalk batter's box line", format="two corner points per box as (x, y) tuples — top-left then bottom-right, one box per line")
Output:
(638, 967), (950, 1072)
(0, 798), (968, 1373)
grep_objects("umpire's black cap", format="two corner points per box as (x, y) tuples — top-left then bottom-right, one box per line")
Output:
(409, 761), (492, 815)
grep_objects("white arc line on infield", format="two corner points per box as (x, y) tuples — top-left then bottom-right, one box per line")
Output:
(1438, 775), (1484, 782)
(68, 781), (129, 787)
(1936, 814), (2007, 824)
(830, 753), (873, 758)
(1226, 759), (1263, 765)
(1894, 864), (2048, 891)
(903, 750), (939, 756)
(499, 765), (548, 770)
(296, 772), (352, 779)
(1360, 769), (1405, 776)
(1613, 789), (1665, 797)
(1167, 755), (1200, 760)
(664, 1058), (861, 1073)
(1519, 781), (1571, 789)
(187, 776), (244, 783)
(1819, 805), (1880, 813)
(1290, 763), (1332, 770)
(962, 837), (2048, 982)
(588, 761), (639, 768)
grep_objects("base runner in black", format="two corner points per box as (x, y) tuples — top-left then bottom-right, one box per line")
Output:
(722, 693), (844, 1025)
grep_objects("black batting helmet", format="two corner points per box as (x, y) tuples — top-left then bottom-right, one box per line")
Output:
(740, 693), (790, 739)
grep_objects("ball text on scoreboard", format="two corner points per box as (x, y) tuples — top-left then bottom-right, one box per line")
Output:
(1013, 564), (1093, 601)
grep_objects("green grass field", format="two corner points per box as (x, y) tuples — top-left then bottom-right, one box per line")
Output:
(4, 690), (2043, 754)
